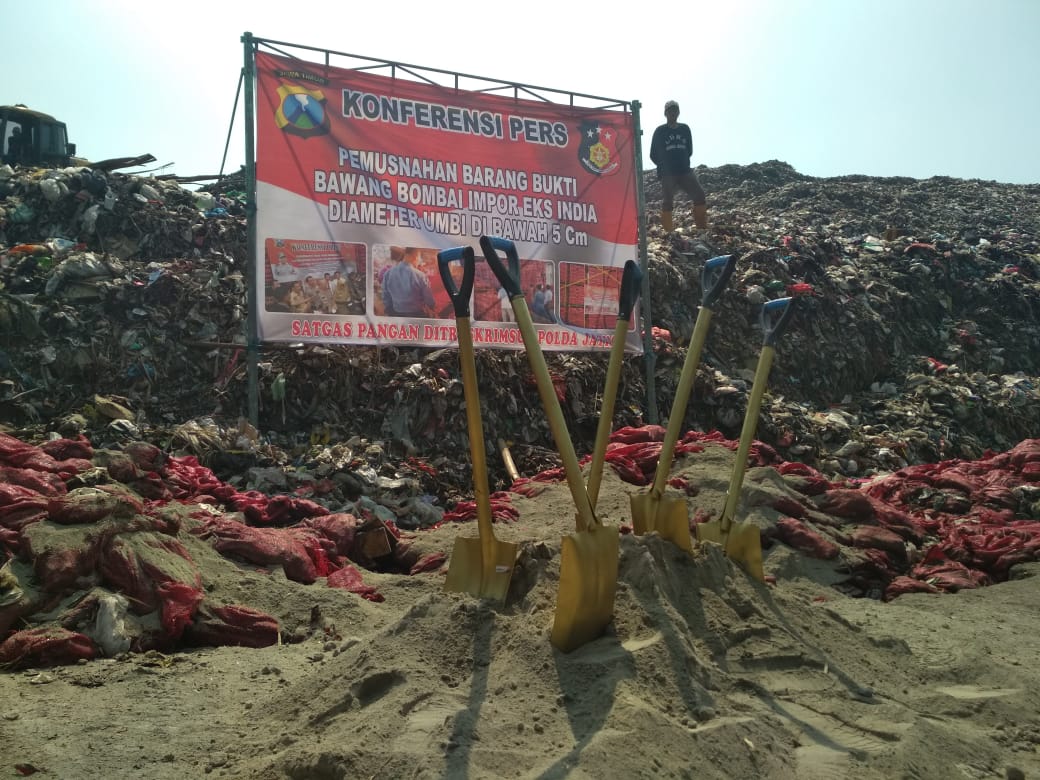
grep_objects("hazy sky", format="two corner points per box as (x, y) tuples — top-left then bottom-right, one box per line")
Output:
(4, 0), (1038, 184)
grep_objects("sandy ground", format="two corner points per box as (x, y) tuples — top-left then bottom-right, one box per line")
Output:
(3, 442), (1039, 780)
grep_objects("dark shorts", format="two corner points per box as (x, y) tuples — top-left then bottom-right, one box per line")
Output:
(660, 171), (706, 209)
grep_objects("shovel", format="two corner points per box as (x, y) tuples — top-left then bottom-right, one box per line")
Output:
(586, 259), (643, 510)
(629, 253), (738, 552)
(696, 296), (799, 581)
(479, 235), (618, 653)
(438, 245), (518, 602)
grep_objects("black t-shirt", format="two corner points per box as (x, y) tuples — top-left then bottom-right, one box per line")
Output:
(649, 122), (693, 176)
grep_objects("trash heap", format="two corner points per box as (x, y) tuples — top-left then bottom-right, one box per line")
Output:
(2, 159), (1038, 494)
(2, 158), (1040, 665)
(645, 161), (1040, 476)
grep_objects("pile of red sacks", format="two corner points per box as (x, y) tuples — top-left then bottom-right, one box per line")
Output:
(444, 425), (1040, 601)
(761, 439), (1040, 598)
(0, 432), (444, 668)
(6, 422), (1038, 668)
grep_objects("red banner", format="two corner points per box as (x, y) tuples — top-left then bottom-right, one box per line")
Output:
(254, 52), (640, 353)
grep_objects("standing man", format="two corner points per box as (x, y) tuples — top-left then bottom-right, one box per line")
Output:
(332, 270), (351, 314)
(542, 282), (556, 323)
(498, 285), (515, 322)
(649, 100), (708, 232)
(381, 246), (436, 317)
(531, 284), (548, 323)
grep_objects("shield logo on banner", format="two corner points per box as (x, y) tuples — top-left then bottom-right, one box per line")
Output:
(275, 85), (330, 138)
(577, 119), (622, 177)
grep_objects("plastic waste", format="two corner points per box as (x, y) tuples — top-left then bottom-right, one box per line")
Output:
(40, 178), (62, 202)
(271, 373), (287, 401)
(45, 237), (77, 258)
(354, 495), (399, 526)
(194, 191), (216, 211)
(89, 593), (133, 657)
(9, 244), (49, 256)
(138, 183), (162, 202)
(81, 203), (101, 233)
(44, 252), (112, 296)
(0, 559), (25, 609)
(83, 169), (107, 196)
(9, 202), (34, 223)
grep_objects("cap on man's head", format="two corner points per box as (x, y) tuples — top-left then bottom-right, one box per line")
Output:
(664, 100), (679, 112)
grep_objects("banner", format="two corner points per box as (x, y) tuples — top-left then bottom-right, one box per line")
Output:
(254, 51), (641, 353)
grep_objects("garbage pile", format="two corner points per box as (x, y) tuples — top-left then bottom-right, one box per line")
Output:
(646, 161), (1040, 477)
(2, 156), (1040, 665)
(2, 159), (1038, 496)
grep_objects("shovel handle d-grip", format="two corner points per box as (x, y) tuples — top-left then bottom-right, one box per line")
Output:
(701, 253), (739, 308)
(618, 260), (643, 319)
(478, 236), (522, 296)
(437, 246), (476, 318)
(761, 296), (798, 347)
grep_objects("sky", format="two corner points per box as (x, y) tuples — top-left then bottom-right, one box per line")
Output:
(3, 0), (1038, 185)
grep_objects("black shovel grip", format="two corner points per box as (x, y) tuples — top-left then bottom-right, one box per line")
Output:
(618, 260), (643, 320)
(701, 253), (739, 308)
(437, 245), (476, 318)
(478, 236), (522, 297)
(761, 296), (799, 347)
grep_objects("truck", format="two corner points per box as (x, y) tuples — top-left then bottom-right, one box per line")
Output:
(1, 104), (78, 167)
(0, 104), (156, 171)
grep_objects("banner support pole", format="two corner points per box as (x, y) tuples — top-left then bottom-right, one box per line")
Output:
(630, 100), (658, 425)
(242, 31), (260, 429)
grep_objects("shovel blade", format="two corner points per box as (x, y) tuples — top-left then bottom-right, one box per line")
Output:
(629, 494), (693, 553)
(724, 523), (765, 582)
(550, 525), (619, 653)
(654, 499), (695, 553)
(694, 519), (723, 546)
(443, 535), (519, 603)
(629, 492), (657, 537)
(695, 521), (765, 582)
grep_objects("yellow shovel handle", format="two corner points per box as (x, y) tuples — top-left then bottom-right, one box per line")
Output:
(511, 296), (598, 533)
(457, 315), (498, 548)
(650, 307), (715, 496)
(480, 235), (598, 533)
(589, 259), (642, 509)
(586, 316), (629, 510)
(720, 295), (797, 533)
(720, 345), (775, 529)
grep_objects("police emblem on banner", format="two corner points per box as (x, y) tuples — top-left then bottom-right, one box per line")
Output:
(577, 119), (622, 176)
(275, 85), (330, 138)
